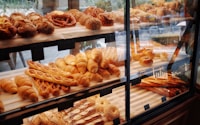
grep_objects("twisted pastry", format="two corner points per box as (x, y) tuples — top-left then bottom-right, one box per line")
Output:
(46, 10), (76, 27)
(25, 68), (78, 86)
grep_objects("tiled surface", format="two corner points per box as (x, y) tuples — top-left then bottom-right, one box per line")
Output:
(0, 46), (70, 72)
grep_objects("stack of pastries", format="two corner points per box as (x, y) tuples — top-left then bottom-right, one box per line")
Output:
(23, 95), (120, 125)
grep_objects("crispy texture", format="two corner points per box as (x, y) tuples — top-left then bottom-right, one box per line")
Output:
(25, 68), (78, 86)
(64, 54), (76, 66)
(0, 78), (17, 94)
(87, 59), (99, 73)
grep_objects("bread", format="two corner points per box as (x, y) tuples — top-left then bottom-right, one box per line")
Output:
(0, 78), (17, 94)
(45, 11), (76, 27)
(25, 68), (78, 86)
(98, 68), (111, 79)
(14, 75), (33, 87)
(85, 72), (103, 82)
(72, 73), (90, 87)
(85, 17), (102, 30)
(75, 53), (88, 74)
(83, 6), (104, 18)
(27, 60), (73, 78)
(10, 12), (37, 38)
(0, 15), (17, 39)
(55, 58), (78, 74)
(87, 59), (99, 73)
(33, 78), (50, 98)
(108, 64), (120, 77)
(64, 54), (76, 65)
(18, 85), (38, 102)
(97, 12), (114, 26)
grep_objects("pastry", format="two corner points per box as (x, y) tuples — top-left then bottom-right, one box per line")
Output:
(14, 75), (33, 87)
(85, 17), (102, 30)
(0, 78), (18, 94)
(75, 53), (88, 74)
(78, 14), (91, 25)
(0, 15), (17, 39)
(97, 68), (111, 79)
(45, 10), (76, 27)
(85, 72), (103, 82)
(83, 6), (104, 18)
(108, 64), (120, 77)
(33, 78), (50, 98)
(27, 60), (73, 78)
(25, 68), (78, 86)
(64, 54), (76, 65)
(87, 59), (99, 73)
(55, 58), (79, 74)
(139, 56), (153, 67)
(97, 12), (114, 26)
(18, 85), (38, 102)
(10, 12), (37, 38)
(72, 73), (90, 87)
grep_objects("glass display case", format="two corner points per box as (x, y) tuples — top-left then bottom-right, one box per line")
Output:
(0, 0), (199, 125)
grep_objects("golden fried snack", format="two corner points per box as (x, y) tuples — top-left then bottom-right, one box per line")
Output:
(0, 15), (17, 39)
(0, 78), (18, 94)
(18, 85), (38, 102)
(14, 75), (33, 87)
(46, 10), (76, 27)
(25, 68), (78, 86)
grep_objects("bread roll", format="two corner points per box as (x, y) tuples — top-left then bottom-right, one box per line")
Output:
(18, 85), (38, 102)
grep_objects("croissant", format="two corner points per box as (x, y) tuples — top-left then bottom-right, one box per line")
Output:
(90, 48), (103, 63)
(55, 58), (79, 73)
(14, 75), (33, 87)
(64, 54), (76, 66)
(75, 53), (88, 74)
(108, 64), (120, 77)
(98, 68), (111, 79)
(85, 72), (103, 82)
(87, 59), (98, 73)
(0, 78), (18, 94)
(18, 85), (38, 102)
(72, 73), (90, 87)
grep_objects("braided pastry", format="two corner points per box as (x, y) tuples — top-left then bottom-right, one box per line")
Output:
(25, 68), (78, 86)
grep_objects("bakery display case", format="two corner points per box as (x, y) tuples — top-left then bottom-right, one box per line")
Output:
(0, 0), (200, 125)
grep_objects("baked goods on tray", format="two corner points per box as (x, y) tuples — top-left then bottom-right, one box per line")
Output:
(0, 15), (17, 40)
(135, 73), (189, 97)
